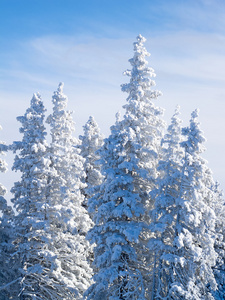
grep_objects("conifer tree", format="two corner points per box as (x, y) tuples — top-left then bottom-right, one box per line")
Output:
(46, 83), (93, 299)
(9, 89), (93, 299)
(121, 35), (165, 196)
(9, 93), (63, 299)
(86, 35), (165, 299)
(211, 182), (225, 299)
(148, 106), (184, 299)
(163, 110), (217, 299)
(0, 126), (15, 298)
(79, 116), (104, 209)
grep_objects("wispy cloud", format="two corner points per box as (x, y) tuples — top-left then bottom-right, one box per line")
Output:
(1, 28), (225, 196)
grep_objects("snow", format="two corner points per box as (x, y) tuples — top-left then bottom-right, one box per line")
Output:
(0, 35), (224, 299)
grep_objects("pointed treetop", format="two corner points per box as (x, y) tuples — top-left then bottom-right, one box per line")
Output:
(30, 93), (44, 110)
(121, 34), (162, 103)
(181, 109), (206, 154)
(160, 105), (183, 160)
(174, 105), (181, 115)
(128, 34), (151, 69)
(87, 115), (95, 124)
(80, 116), (103, 151)
(17, 93), (46, 126)
(191, 108), (199, 119)
(169, 105), (182, 128)
(136, 34), (146, 44)
(52, 82), (68, 110)
(57, 82), (64, 93)
(133, 34), (148, 56)
(83, 116), (98, 132)
(32, 92), (41, 101)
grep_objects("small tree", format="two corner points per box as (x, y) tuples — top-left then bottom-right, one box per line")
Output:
(0, 126), (15, 298)
(79, 116), (104, 209)
(167, 110), (217, 299)
(148, 109), (218, 299)
(148, 106), (184, 299)
(86, 35), (165, 299)
(211, 182), (225, 299)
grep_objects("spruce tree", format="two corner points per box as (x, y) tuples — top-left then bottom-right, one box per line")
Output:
(79, 116), (104, 209)
(0, 126), (15, 298)
(166, 110), (217, 299)
(9, 93), (64, 299)
(148, 109), (219, 299)
(86, 34), (165, 299)
(148, 106), (184, 299)
(211, 182), (225, 299)
(46, 83), (93, 299)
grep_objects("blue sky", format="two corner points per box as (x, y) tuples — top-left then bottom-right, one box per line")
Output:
(1, 0), (225, 197)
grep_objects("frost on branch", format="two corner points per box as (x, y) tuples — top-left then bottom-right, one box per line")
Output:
(10, 93), (64, 299)
(46, 83), (93, 298)
(148, 106), (184, 299)
(0, 125), (15, 299)
(168, 110), (217, 299)
(86, 35), (165, 299)
(79, 116), (104, 211)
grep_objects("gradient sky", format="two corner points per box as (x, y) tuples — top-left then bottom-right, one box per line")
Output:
(1, 0), (225, 199)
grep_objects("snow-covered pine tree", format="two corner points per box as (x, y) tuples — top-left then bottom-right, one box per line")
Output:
(46, 83), (93, 299)
(79, 116), (104, 209)
(9, 93), (68, 299)
(121, 34), (165, 196)
(86, 35), (165, 299)
(211, 182), (225, 299)
(86, 117), (146, 300)
(0, 126), (16, 299)
(148, 106), (185, 299)
(164, 110), (218, 299)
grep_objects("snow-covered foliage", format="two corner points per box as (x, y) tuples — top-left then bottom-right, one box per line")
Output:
(86, 34), (165, 299)
(46, 83), (93, 298)
(0, 125), (15, 299)
(0, 34), (224, 300)
(9, 93), (64, 299)
(167, 110), (217, 299)
(121, 34), (165, 195)
(79, 116), (104, 209)
(148, 109), (219, 299)
(0, 125), (8, 198)
(7, 89), (93, 299)
(86, 119), (146, 299)
(148, 106), (185, 299)
(211, 182), (225, 299)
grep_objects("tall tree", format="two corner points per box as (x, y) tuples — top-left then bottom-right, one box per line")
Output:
(79, 116), (104, 209)
(9, 93), (63, 299)
(86, 34), (165, 299)
(46, 83), (93, 299)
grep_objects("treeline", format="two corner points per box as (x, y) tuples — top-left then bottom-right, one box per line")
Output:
(0, 35), (225, 300)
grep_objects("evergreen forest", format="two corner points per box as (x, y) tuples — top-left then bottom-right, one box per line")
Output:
(0, 35), (225, 300)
